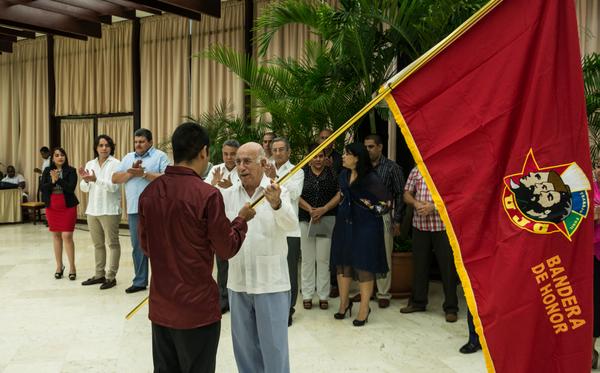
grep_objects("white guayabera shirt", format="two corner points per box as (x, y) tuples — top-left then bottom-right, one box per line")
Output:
(273, 160), (304, 238)
(221, 175), (298, 294)
(80, 156), (122, 216)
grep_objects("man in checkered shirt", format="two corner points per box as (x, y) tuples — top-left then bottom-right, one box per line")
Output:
(400, 167), (459, 323)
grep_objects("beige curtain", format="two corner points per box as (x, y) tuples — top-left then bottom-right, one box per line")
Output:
(0, 52), (19, 174)
(14, 37), (49, 200)
(141, 14), (190, 145)
(60, 118), (94, 218)
(577, 0), (600, 56)
(191, 1), (245, 118)
(55, 21), (133, 115)
(255, 0), (317, 61)
(98, 116), (133, 222)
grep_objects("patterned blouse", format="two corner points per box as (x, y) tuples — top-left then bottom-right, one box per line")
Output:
(299, 165), (339, 222)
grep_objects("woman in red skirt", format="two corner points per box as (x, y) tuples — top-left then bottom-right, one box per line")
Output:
(41, 147), (79, 280)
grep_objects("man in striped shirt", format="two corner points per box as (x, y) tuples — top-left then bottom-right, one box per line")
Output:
(400, 167), (458, 322)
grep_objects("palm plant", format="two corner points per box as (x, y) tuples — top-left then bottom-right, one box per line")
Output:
(201, 0), (488, 152)
(583, 53), (600, 162)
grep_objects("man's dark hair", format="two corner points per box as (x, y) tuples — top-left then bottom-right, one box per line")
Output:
(365, 134), (384, 145)
(40, 146), (50, 153)
(223, 139), (240, 148)
(308, 143), (323, 153)
(93, 135), (116, 158)
(172, 122), (210, 164)
(344, 142), (372, 181)
(134, 128), (153, 141)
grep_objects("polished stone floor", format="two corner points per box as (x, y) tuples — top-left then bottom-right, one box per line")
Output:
(0, 223), (486, 373)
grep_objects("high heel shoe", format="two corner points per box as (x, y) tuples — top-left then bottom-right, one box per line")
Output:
(69, 273), (76, 281)
(334, 301), (353, 320)
(353, 308), (371, 327)
(54, 265), (65, 279)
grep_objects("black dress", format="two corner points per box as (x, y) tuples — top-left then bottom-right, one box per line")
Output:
(330, 169), (391, 281)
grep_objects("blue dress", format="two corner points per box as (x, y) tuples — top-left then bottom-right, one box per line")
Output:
(331, 169), (390, 279)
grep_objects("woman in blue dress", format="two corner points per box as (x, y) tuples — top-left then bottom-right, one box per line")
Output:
(331, 142), (391, 326)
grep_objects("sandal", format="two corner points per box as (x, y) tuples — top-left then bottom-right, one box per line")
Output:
(303, 300), (313, 310)
(54, 265), (65, 279)
(68, 273), (76, 281)
(319, 300), (329, 310)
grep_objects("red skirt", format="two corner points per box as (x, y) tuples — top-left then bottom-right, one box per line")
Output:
(46, 194), (76, 232)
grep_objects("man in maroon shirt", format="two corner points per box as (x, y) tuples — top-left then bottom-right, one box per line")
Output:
(138, 122), (255, 373)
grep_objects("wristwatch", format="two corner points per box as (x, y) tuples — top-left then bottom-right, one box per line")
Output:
(142, 170), (147, 179)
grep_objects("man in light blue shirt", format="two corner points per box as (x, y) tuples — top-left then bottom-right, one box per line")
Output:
(112, 128), (169, 294)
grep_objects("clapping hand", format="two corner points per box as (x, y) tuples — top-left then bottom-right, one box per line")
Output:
(50, 169), (59, 184)
(78, 166), (96, 182)
(127, 160), (144, 177)
(217, 175), (233, 189)
(211, 167), (223, 186)
(264, 163), (277, 180)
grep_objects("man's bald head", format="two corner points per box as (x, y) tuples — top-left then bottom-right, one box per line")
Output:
(236, 142), (267, 190)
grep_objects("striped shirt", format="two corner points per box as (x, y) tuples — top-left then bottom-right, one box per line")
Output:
(373, 156), (405, 223)
(405, 167), (445, 231)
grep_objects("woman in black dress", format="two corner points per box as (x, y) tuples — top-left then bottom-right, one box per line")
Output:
(331, 142), (391, 326)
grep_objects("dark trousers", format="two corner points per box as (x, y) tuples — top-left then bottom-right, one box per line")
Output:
(410, 228), (458, 313)
(467, 311), (480, 345)
(152, 321), (221, 373)
(216, 256), (229, 309)
(287, 237), (301, 311)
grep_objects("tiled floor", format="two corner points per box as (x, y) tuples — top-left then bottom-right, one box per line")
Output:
(0, 223), (486, 373)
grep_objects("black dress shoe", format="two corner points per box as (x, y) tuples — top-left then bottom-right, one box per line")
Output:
(100, 279), (116, 290)
(459, 341), (482, 354)
(82, 276), (106, 286)
(125, 285), (147, 294)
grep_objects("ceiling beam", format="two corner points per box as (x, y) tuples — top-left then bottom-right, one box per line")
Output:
(104, 0), (161, 15)
(0, 33), (17, 42)
(0, 2), (100, 39)
(52, 0), (136, 19)
(137, 0), (204, 20)
(0, 25), (35, 38)
(159, 0), (220, 18)
(23, 0), (106, 24)
(0, 39), (13, 53)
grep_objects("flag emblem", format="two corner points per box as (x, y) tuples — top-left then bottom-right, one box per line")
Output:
(502, 149), (590, 240)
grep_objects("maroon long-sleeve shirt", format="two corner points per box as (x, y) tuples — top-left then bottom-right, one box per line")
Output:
(138, 165), (247, 329)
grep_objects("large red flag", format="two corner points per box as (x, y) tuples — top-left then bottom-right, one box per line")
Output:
(385, 0), (593, 372)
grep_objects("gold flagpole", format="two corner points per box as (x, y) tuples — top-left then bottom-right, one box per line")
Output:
(125, 84), (394, 320)
(126, 0), (503, 320)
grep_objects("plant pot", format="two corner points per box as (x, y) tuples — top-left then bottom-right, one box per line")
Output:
(390, 251), (414, 299)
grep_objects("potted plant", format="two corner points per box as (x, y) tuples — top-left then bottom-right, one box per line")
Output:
(390, 235), (413, 299)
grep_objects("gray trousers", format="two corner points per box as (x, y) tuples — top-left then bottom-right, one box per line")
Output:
(376, 213), (393, 300)
(87, 214), (121, 280)
(410, 228), (458, 313)
(229, 290), (290, 373)
(287, 237), (301, 311)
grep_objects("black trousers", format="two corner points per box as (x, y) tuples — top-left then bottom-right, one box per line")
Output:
(410, 228), (459, 313)
(152, 321), (221, 373)
(287, 236), (301, 311)
(216, 256), (229, 309)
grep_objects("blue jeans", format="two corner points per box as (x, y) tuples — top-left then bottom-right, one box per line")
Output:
(128, 213), (148, 287)
(229, 290), (290, 373)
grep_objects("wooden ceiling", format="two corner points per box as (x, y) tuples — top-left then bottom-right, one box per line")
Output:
(0, 0), (221, 53)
